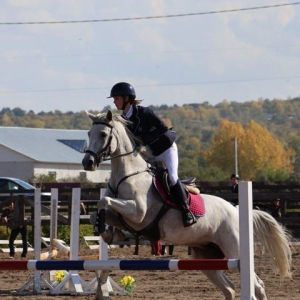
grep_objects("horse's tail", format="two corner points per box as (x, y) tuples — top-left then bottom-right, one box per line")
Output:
(252, 210), (292, 278)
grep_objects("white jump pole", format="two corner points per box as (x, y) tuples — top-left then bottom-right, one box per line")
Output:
(239, 181), (256, 300)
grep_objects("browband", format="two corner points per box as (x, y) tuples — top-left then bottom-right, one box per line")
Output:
(92, 121), (113, 128)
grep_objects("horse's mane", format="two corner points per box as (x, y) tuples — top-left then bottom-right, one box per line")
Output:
(94, 112), (154, 159)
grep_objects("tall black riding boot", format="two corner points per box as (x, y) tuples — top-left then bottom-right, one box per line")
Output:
(170, 180), (197, 227)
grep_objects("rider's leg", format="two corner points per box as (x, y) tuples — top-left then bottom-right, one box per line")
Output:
(170, 180), (197, 227)
(155, 142), (178, 186)
(156, 143), (196, 227)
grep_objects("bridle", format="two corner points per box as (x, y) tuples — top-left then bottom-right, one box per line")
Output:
(88, 118), (151, 234)
(85, 120), (136, 166)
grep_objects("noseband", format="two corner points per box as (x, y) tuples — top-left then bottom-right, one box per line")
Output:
(85, 120), (137, 166)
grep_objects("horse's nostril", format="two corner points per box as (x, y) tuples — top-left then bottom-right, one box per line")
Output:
(82, 155), (94, 168)
(82, 155), (97, 171)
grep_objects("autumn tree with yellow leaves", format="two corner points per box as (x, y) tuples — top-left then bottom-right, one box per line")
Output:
(204, 120), (295, 181)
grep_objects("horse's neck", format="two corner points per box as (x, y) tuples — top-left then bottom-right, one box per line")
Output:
(110, 137), (148, 182)
(111, 153), (147, 177)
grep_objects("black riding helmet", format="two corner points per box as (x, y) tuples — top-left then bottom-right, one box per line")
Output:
(108, 82), (136, 99)
(231, 173), (239, 179)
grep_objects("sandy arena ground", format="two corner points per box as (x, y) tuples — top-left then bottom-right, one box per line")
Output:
(0, 243), (299, 300)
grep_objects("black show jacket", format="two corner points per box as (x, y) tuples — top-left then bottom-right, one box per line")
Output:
(126, 105), (176, 156)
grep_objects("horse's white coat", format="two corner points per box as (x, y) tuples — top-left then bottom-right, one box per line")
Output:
(82, 111), (292, 300)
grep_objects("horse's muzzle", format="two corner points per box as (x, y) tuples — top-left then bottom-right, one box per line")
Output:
(82, 153), (97, 171)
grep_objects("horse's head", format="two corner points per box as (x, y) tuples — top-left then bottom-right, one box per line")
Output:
(82, 110), (118, 171)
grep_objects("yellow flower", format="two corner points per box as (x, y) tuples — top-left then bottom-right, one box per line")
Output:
(120, 275), (136, 293)
(54, 270), (66, 283)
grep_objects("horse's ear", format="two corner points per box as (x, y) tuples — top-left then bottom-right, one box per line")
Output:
(106, 110), (113, 122)
(85, 110), (96, 122)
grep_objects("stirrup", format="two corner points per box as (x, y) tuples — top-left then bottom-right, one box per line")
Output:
(182, 211), (197, 227)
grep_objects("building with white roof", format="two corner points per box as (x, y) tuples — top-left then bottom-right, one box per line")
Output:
(0, 126), (111, 183)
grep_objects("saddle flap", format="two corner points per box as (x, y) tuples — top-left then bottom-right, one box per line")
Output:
(153, 175), (205, 217)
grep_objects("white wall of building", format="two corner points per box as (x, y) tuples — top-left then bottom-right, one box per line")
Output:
(0, 145), (33, 162)
(0, 162), (34, 180)
(33, 162), (111, 183)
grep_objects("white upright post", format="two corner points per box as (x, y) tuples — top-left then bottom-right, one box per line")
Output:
(33, 188), (42, 293)
(51, 188), (85, 295)
(99, 188), (108, 260)
(99, 188), (126, 295)
(41, 189), (58, 288)
(16, 188), (44, 294)
(239, 181), (256, 300)
(98, 188), (111, 297)
(70, 188), (80, 260)
(85, 188), (126, 296)
(50, 189), (58, 249)
(68, 188), (84, 292)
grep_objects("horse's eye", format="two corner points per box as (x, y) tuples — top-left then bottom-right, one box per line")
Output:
(100, 132), (107, 138)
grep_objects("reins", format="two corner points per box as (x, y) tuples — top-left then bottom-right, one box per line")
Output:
(108, 168), (152, 198)
(103, 146), (137, 162)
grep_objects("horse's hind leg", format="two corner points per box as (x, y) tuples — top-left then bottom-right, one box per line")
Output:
(192, 247), (235, 300)
(202, 271), (267, 300)
(254, 273), (267, 300)
(201, 270), (235, 300)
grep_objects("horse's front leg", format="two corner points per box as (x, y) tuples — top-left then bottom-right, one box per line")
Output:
(91, 208), (128, 244)
(97, 196), (146, 223)
(99, 225), (127, 245)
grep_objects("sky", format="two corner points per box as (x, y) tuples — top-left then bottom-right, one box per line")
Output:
(0, 0), (300, 113)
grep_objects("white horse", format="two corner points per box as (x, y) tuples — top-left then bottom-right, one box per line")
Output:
(82, 110), (292, 300)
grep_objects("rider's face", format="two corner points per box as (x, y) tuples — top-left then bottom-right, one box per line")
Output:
(113, 96), (130, 111)
(113, 96), (124, 110)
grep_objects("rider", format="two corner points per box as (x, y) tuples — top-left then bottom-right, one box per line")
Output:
(108, 82), (196, 227)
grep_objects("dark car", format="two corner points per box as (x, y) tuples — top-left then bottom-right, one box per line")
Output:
(0, 177), (36, 191)
(0, 177), (50, 196)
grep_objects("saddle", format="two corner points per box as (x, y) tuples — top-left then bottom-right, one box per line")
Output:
(157, 167), (200, 196)
(153, 168), (205, 218)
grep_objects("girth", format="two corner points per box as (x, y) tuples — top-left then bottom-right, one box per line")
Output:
(118, 202), (170, 242)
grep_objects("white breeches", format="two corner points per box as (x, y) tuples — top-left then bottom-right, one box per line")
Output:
(155, 142), (178, 186)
